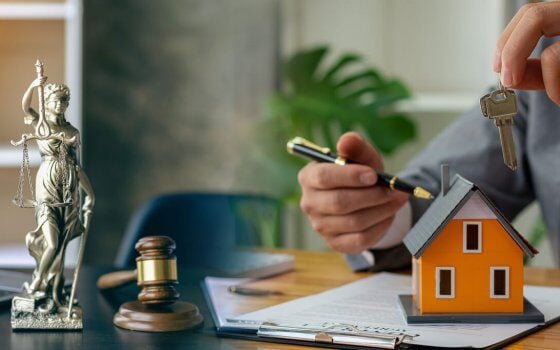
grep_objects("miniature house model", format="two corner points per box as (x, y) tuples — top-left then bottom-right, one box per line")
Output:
(399, 165), (543, 324)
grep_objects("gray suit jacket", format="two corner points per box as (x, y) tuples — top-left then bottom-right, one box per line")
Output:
(369, 37), (560, 270)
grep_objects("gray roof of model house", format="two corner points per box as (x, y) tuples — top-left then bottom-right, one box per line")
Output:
(402, 174), (538, 258)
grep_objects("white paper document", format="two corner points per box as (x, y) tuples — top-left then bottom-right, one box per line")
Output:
(203, 277), (254, 330)
(230, 273), (560, 348)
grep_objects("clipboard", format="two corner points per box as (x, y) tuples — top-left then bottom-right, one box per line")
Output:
(205, 306), (408, 349)
(201, 274), (560, 349)
(201, 278), (412, 349)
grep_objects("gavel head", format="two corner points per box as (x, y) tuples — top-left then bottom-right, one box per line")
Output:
(113, 235), (204, 332)
(135, 236), (180, 305)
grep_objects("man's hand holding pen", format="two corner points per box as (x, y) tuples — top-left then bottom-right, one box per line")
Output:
(296, 132), (410, 255)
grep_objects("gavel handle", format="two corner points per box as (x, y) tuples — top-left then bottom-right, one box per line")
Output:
(97, 270), (137, 290)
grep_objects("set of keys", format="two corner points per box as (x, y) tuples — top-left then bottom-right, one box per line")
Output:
(480, 80), (518, 171)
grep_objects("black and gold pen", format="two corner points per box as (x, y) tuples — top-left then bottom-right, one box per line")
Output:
(287, 137), (434, 200)
(228, 285), (284, 296)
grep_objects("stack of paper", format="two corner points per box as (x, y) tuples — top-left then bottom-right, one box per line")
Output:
(204, 273), (560, 348)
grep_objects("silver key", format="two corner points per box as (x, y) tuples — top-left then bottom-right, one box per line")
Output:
(480, 82), (518, 171)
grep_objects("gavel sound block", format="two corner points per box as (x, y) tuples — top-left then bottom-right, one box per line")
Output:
(112, 236), (203, 332)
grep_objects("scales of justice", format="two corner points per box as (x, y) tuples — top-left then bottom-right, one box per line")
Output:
(10, 60), (95, 330)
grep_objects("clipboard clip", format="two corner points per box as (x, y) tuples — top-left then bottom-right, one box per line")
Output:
(257, 322), (414, 349)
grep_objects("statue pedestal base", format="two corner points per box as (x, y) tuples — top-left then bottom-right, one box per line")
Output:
(11, 295), (83, 330)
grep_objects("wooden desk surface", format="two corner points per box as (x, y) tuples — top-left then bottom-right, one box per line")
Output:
(0, 249), (558, 349)
(220, 249), (560, 350)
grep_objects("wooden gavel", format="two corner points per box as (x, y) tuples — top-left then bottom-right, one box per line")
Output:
(99, 235), (203, 332)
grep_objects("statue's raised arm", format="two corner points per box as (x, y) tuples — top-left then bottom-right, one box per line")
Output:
(21, 76), (46, 125)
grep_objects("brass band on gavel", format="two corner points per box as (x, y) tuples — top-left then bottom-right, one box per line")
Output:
(135, 236), (180, 304)
(137, 258), (178, 283)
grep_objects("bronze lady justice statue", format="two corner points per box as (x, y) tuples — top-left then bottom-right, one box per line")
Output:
(11, 61), (94, 330)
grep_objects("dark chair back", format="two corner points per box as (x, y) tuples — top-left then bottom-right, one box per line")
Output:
(114, 192), (282, 269)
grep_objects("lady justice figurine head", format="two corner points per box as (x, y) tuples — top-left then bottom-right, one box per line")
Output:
(44, 83), (70, 118)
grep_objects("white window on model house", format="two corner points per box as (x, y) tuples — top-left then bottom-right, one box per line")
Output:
(436, 267), (455, 298)
(463, 221), (482, 253)
(490, 267), (510, 298)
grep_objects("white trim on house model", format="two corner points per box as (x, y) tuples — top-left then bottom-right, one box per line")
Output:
(436, 267), (455, 298)
(463, 221), (482, 253)
(490, 266), (510, 299)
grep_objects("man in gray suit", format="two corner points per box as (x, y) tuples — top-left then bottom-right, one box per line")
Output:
(297, 2), (560, 270)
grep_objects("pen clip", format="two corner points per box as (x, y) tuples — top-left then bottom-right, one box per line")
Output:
(288, 137), (331, 154)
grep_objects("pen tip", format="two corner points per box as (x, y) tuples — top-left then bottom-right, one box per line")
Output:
(413, 187), (434, 200)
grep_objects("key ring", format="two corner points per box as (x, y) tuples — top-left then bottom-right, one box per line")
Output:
(498, 73), (506, 93)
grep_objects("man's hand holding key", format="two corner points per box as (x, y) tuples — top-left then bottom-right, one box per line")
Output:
(482, 1), (560, 172)
(297, 1), (560, 258)
(494, 2), (560, 104)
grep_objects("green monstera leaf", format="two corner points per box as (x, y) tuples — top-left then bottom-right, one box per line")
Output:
(248, 46), (417, 201)
(269, 46), (416, 154)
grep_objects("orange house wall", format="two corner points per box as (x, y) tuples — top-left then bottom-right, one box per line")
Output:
(418, 219), (524, 314)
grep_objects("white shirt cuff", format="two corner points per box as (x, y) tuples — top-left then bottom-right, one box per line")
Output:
(370, 201), (412, 250)
(344, 250), (375, 271)
(344, 201), (412, 271)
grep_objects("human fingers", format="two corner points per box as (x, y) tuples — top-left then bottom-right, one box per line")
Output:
(298, 162), (378, 190)
(510, 58), (544, 90)
(500, 2), (560, 87)
(512, 47), (560, 104)
(308, 193), (408, 236)
(300, 186), (393, 216)
(336, 132), (384, 170)
(324, 217), (396, 254)
(494, 3), (536, 72)
(540, 41), (560, 105)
